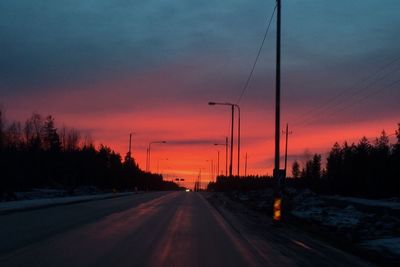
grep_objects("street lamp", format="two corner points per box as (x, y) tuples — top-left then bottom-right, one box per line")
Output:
(157, 158), (169, 174)
(208, 102), (241, 177)
(206, 159), (214, 182)
(146, 141), (167, 172)
(216, 151), (220, 177)
(214, 136), (228, 176)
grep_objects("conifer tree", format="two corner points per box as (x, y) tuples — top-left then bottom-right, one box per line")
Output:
(292, 160), (300, 179)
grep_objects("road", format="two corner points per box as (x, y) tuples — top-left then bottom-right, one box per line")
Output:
(0, 192), (371, 267)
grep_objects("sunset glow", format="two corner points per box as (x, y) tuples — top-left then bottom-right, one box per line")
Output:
(1, 0), (399, 189)
(3, 81), (398, 188)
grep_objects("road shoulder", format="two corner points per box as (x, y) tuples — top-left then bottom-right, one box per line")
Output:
(204, 192), (376, 267)
(0, 192), (138, 215)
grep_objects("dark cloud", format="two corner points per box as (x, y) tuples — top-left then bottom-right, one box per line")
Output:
(165, 139), (219, 146)
(1, 0), (399, 120)
(0, 0), (271, 91)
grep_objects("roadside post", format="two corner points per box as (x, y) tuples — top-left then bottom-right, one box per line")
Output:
(273, 169), (286, 223)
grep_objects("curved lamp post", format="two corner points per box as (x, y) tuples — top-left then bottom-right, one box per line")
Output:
(214, 136), (228, 176)
(146, 141), (166, 172)
(208, 102), (241, 177)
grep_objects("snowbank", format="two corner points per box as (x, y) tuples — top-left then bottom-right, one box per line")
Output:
(0, 192), (133, 214)
(362, 237), (400, 256)
(325, 196), (400, 210)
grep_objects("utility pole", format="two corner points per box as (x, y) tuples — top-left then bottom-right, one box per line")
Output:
(147, 141), (166, 173)
(212, 160), (214, 181)
(128, 133), (132, 160)
(225, 137), (228, 176)
(274, 0), (281, 176)
(244, 152), (248, 177)
(146, 148), (149, 172)
(199, 169), (202, 190)
(283, 123), (292, 177)
(230, 105), (235, 177)
(214, 137), (229, 176)
(236, 105), (241, 177)
(273, 0), (283, 222)
(206, 159), (214, 182)
(209, 102), (239, 178)
(217, 150), (220, 180)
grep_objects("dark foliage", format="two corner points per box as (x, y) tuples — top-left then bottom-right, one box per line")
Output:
(0, 111), (179, 197)
(324, 127), (400, 198)
(291, 160), (300, 179)
(207, 175), (273, 192)
(293, 125), (400, 197)
(209, 124), (399, 198)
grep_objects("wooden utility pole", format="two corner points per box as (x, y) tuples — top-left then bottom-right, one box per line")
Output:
(225, 137), (228, 176)
(146, 148), (148, 171)
(128, 133), (132, 160)
(283, 123), (293, 177)
(244, 152), (248, 177)
(230, 105), (234, 177)
(273, 0), (283, 222)
(217, 151), (220, 179)
(274, 0), (281, 176)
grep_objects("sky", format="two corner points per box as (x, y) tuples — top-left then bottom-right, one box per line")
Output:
(1, 0), (399, 188)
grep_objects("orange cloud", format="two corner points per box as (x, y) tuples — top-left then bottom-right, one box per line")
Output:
(3, 62), (399, 189)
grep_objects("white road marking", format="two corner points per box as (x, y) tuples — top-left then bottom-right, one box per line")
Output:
(291, 239), (313, 250)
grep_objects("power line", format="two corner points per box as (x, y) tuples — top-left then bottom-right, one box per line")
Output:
(294, 68), (400, 127)
(298, 71), (399, 126)
(288, 56), (400, 126)
(298, 78), (400, 128)
(290, 64), (400, 128)
(289, 56), (400, 124)
(236, 4), (277, 104)
(338, 67), (399, 102)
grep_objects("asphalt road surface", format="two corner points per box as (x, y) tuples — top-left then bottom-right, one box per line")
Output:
(0, 192), (371, 267)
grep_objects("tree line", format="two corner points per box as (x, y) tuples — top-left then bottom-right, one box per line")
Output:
(0, 110), (179, 199)
(292, 124), (400, 197)
(208, 124), (400, 198)
(207, 175), (273, 192)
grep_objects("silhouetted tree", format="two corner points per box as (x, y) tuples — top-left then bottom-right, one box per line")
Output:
(395, 123), (400, 146)
(82, 133), (94, 148)
(24, 113), (43, 150)
(311, 154), (321, 180)
(5, 122), (23, 149)
(0, 111), (177, 197)
(42, 115), (61, 152)
(66, 128), (80, 151)
(301, 159), (312, 179)
(299, 154), (322, 189)
(326, 142), (343, 193)
(391, 124), (400, 195)
(324, 126), (400, 197)
(0, 108), (4, 150)
(369, 131), (390, 196)
(292, 160), (300, 179)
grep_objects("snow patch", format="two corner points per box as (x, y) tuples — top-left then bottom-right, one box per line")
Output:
(362, 237), (400, 256)
(325, 196), (400, 210)
(0, 192), (133, 213)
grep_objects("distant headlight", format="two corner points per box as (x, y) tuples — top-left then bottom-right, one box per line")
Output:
(185, 189), (190, 192)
